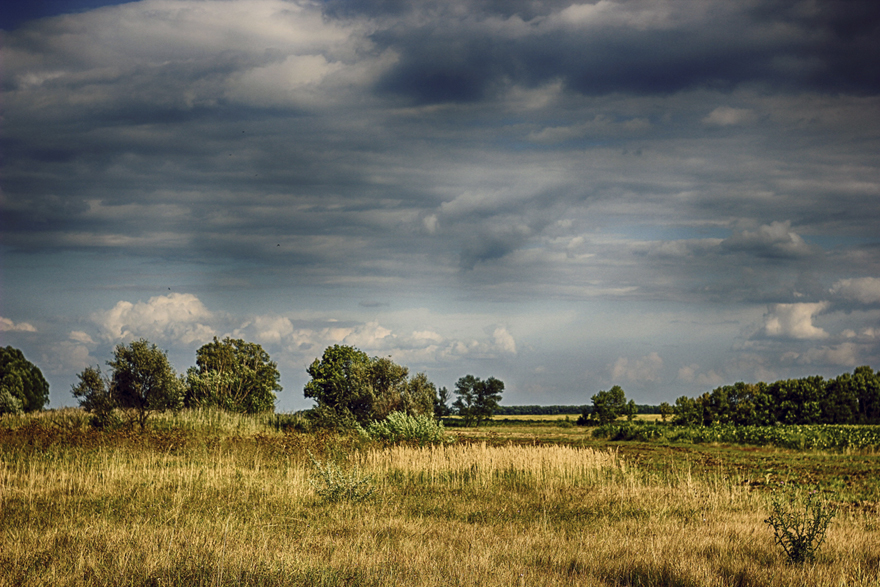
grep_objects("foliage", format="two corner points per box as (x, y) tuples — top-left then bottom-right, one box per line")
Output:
(303, 345), (436, 427)
(671, 366), (880, 426)
(501, 404), (589, 416)
(0, 346), (49, 413)
(658, 401), (673, 422)
(0, 386), (24, 415)
(358, 411), (450, 445)
(764, 484), (837, 564)
(388, 370), (436, 421)
(591, 422), (664, 441)
(307, 451), (375, 503)
(451, 375), (504, 426)
(185, 337), (281, 414)
(672, 395), (702, 426)
(107, 339), (184, 429)
(304, 345), (373, 424)
(70, 366), (121, 428)
(585, 385), (628, 425)
(433, 386), (452, 419)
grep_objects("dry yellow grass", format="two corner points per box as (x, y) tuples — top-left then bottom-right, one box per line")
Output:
(1, 411), (878, 586)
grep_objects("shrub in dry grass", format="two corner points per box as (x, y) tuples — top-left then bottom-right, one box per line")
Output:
(764, 483), (837, 564)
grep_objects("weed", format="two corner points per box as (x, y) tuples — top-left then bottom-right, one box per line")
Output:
(358, 411), (450, 445)
(764, 483), (837, 564)
(307, 450), (375, 503)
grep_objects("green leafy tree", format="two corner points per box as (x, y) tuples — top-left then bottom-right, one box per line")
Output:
(658, 401), (673, 422)
(71, 366), (118, 428)
(367, 357), (412, 420)
(590, 385), (627, 425)
(821, 372), (859, 424)
(0, 346), (50, 413)
(108, 339), (184, 429)
(185, 337), (281, 413)
(303, 345), (436, 427)
(452, 375), (504, 426)
(434, 386), (452, 419)
(624, 399), (638, 421)
(304, 345), (374, 426)
(852, 365), (880, 424)
(672, 395), (702, 426)
(400, 371), (437, 419)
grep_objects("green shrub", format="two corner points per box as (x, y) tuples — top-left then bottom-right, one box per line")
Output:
(591, 422), (664, 441)
(307, 451), (375, 503)
(0, 386), (24, 416)
(764, 483), (836, 564)
(358, 411), (450, 445)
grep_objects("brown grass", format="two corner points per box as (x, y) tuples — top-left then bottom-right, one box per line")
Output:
(1, 409), (878, 586)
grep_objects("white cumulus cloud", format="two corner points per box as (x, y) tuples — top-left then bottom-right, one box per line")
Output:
(830, 277), (880, 305)
(0, 317), (37, 332)
(93, 293), (215, 345)
(759, 302), (829, 340)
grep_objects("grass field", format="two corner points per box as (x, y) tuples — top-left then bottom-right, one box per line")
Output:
(1, 409), (879, 586)
(451, 414), (664, 422)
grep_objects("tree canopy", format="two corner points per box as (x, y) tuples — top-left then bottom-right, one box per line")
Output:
(585, 385), (629, 425)
(452, 375), (504, 426)
(303, 345), (435, 427)
(671, 366), (880, 426)
(74, 339), (184, 429)
(185, 337), (281, 413)
(0, 346), (49, 414)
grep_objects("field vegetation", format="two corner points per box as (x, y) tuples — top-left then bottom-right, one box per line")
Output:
(2, 408), (879, 586)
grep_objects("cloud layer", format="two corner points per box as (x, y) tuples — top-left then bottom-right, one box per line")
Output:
(2, 0), (879, 409)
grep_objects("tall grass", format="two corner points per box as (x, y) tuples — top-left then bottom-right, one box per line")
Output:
(364, 442), (620, 489)
(1, 409), (878, 586)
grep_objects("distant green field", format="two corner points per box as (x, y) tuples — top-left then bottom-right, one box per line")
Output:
(486, 413), (665, 422)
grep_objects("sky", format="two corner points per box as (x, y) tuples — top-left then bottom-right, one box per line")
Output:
(2, 0), (879, 412)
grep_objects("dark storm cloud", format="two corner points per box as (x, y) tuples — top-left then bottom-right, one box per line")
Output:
(358, 0), (880, 104)
(3, 0), (880, 403)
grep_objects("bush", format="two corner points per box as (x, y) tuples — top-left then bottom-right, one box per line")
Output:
(307, 451), (375, 503)
(591, 422), (664, 442)
(0, 386), (24, 416)
(358, 411), (450, 445)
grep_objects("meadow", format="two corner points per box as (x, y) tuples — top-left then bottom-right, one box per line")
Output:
(1, 409), (879, 586)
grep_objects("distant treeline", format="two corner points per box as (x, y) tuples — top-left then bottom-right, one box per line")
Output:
(673, 365), (880, 426)
(495, 404), (661, 416)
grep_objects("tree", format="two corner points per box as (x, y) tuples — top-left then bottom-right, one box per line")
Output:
(590, 385), (627, 425)
(624, 399), (638, 421)
(366, 357), (412, 420)
(304, 345), (373, 426)
(108, 339), (184, 429)
(672, 395), (702, 426)
(0, 346), (49, 413)
(452, 375), (504, 426)
(434, 386), (452, 419)
(185, 337), (281, 413)
(303, 345), (436, 427)
(658, 401), (673, 422)
(852, 366), (880, 424)
(400, 371), (436, 419)
(71, 366), (118, 427)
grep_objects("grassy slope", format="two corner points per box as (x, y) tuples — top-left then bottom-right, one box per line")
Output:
(1, 409), (878, 586)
